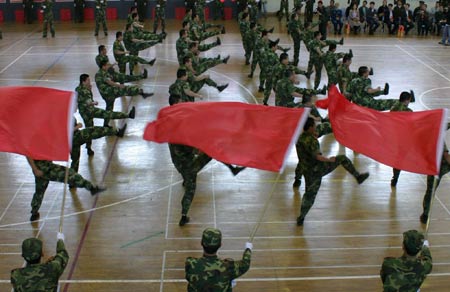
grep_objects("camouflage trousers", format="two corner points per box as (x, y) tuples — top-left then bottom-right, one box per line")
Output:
(327, 70), (338, 88)
(31, 161), (94, 215)
(80, 107), (128, 140)
(194, 58), (222, 75)
(128, 42), (157, 73)
(95, 15), (107, 35)
(353, 96), (397, 111)
(294, 122), (333, 182)
(292, 34), (301, 66)
(423, 160), (450, 217)
(195, 30), (221, 42)
(199, 41), (218, 52)
(312, 59), (324, 90)
(190, 78), (218, 93)
(71, 127), (116, 172)
(250, 51), (261, 75)
(117, 55), (148, 74)
(172, 153), (212, 215)
(278, 1), (289, 21)
(153, 10), (166, 33)
(298, 155), (360, 220)
(263, 72), (274, 104)
(99, 86), (140, 123)
(112, 70), (142, 83)
(42, 16), (55, 37)
(243, 41), (254, 64)
(135, 31), (160, 41)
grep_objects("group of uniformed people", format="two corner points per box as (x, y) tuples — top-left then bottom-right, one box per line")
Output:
(9, 1), (441, 291)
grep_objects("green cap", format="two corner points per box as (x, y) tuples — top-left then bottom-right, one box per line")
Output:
(22, 238), (42, 262)
(201, 228), (222, 248)
(403, 230), (424, 255)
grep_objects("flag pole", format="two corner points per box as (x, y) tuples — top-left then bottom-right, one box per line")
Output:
(59, 159), (70, 233)
(249, 173), (281, 242)
(424, 175), (439, 238)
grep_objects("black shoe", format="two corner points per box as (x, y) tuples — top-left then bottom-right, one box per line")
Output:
(293, 180), (301, 188)
(222, 55), (230, 64)
(43, 35), (47, 38)
(149, 58), (156, 66)
(274, 38), (280, 45)
(30, 212), (40, 221)
(339, 37), (344, 45)
(420, 213), (428, 224)
(410, 90), (415, 102)
(51, 33), (55, 38)
(142, 69), (148, 79)
(104, 32), (108, 36)
(90, 186), (107, 196)
(369, 67), (374, 75)
(296, 216), (304, 226)
(217, 84), (229, 92)
(383, 83), (389, 95)
(263, 102), (268, 106)
(221, 26), (226, 34)
(94, 33), (98, 36)
(216, 37), (221, 46)
(142, 92), (154, 99)
(356, 172), (370, 184)
(282, 47), (291, 53)
(245, 60), (250, 65)
(231, 166), (246, 176)
(128, 106), (136, 119)
(258, 86), (264, 92)
(216, 54), (221, 60)
(320, 85), (327, 95)
(390, 178), (397, 187)
(349, 49), (353, 58)
(179, 215), (190, 226)
(116, 124), (127, 138)
(87, 148), (95, 156)
(269, 27), (274, 33)
(305, 72), (311, 79)
(248, 73), (253, 78)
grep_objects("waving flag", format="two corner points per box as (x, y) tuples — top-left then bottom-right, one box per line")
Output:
(0, 86), (76, 161)
(144, 102), (310, 172)
(324, 85), (447, 175)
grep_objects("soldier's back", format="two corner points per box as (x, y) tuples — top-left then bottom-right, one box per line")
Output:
(381, 256), (431, 292)
(185, 256), (233, 292)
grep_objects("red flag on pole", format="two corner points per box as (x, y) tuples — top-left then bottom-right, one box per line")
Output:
(0, 86), (76, 161)
(143, 102), (310, 172)
(325, 85), (447, 175)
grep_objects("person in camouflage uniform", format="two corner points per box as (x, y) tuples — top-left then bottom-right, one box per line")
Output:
(176, 27), (220, 65)
(337, 54), (359, 94)
(262, 41), (281, 105)
(76, 73), (134, 147)
(74, 0), (85, 23)
(195, 0), (206, 22)
(134, 0), (147, 21)
(272, 53), (308, 95)
(114, 31), (156, 75)
(316, 0), (330, 40)
(420, 143), (450, 224)
(390, 91), (414, 188)
(278, 0), (289, 21)
(70, 121), (127, 174)
(153, 0), (166, 34)
(95, 0), (108, 36)
(346, 66), (394, 111)
(190, 14), (224, 42)
(11, 235), (68, 291)
(323, 44), (352, 88)
(275, 70), (326, 108)
(95, 59), (153, 117)
(169, 69), (203, 103)
(243, 21), (259, 66)
(23, 0), (34, 24)
(181, 56), (228, 93)
(304, 0), (315, 25)
(308, 31), (330, 90)
(248, 30), (269, 84)
(213, 0), (225, 20)
(185, 42), (229, 75)
(288, 11), (303, 67)
(130, 13), (166, 41)
(185, 228), (252, 290)
(26, 157), (105, 221)
(380, 230), (432, 291)
(247, 0), (259, 23)
(296, 118), (369, 225)
(41, 0), (55, 38)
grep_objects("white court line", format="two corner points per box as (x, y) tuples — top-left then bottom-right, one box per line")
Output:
(159, 251), (167, 292)
(0, 253), (21, 255)
(0, 182), (24, 223)
(418, 87), (450, 110)
(0, 47), (33, 74)
(167, 217), (426, 224)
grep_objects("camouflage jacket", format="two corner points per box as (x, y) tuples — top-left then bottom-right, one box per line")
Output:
(347, 77), (372, 101)
(238, 19), (249, 37)
(296, 131), (321, 171)
(95, 0), (107, 14)
(95, 54), (109, 68)
(323, 51), (346, 74)
(307, 39), (325, 58)
(11, 240), (69, 292)
(155, 0), (166, 12)
(260, 49), (278, 71)
(275, 78), (300, 108)
(75, 84), (94, 115)
(337, 64), (356, 92)
(176, 37), (189, 63)
(169, 144), (195, 169)
(95, 68), (113, 93)
(390, 101), (412, 112)
(288, 18), (303, 37)
(380, 246), (432, 292)
(113, 40), (126, 63)
(243, 28), (258, 48)
(273, 63), (306, 87)
(41, 0), (53, 18)
(179, 65), (196, 85)
(169, 79), (192, 102)
(185, 249), (252, 292)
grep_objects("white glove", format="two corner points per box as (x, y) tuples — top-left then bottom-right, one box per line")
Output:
(245, 242), (253, 251)
(57, 232), (65, 242)
(423, 240), (429, 247)
(231, 280), (237, 288)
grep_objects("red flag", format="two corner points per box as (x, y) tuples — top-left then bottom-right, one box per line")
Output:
(327, 85), (447, 175)
(0, 86), (76, 161)
(144, 102), (310, 172)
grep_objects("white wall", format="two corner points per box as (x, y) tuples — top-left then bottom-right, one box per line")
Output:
(264, 0), (435, 13)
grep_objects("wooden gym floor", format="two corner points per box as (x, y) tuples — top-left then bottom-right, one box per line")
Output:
(0, 18), (450, 291)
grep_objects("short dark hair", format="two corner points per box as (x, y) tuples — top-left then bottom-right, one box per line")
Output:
(116, 31), (122, 39)
(182, 21), (189, 28)
(399, 91), (412, 102)
(126, 23), (132, 30)
(343, 54), (352, 63)
(284, 69), (294, 78)
(303, 117), (315, 131)
(329, 43), (337, 51)
(241, 12), (249, 20)
(99, 59), (109, 68)
(179, 29), (186, 38)
(279, 53), (289, 62)
(314, 31), (321, 38)
(177, 69), (187, 79)
(131, 12), (138, 19)
(358, 66), (369, 76)
(80, 73), (89, 84)
(98, 45), (106, 54)
(183, 56), (191, 64)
